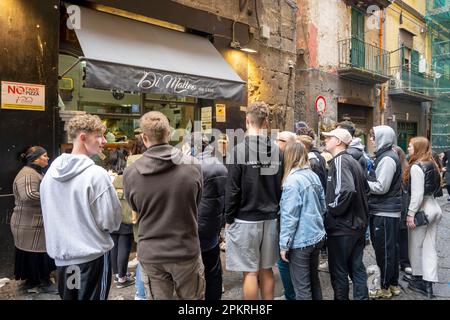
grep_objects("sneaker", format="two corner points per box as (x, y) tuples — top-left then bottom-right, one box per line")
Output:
(404, 267), (412, 275)
(128, 258), (139, 269)
(117, 278), (135, 289)
(134, 293), (147, 300)
(27, 286), (40, 294)
(17, 280), (39, 294)
(113, 274), (119, 283)
(318, 260), (329, 272)
(369, 288), (392, 299)
(39, 283), (59, 294)
(389, 285), (401, 296)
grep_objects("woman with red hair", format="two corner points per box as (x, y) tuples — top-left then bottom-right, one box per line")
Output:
(404, 137), (442, 298)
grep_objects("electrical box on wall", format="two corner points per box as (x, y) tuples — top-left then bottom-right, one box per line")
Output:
(260, 25), (270, 40)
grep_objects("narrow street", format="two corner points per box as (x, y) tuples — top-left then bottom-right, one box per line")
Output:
(1, 0), (450, 306)
(2, 194), (449, 301)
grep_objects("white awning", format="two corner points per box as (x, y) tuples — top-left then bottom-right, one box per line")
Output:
(72, 6), (245, 100)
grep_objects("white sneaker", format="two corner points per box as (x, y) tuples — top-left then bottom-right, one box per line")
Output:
(318, 260), (329, 272)
(134, 293), (147, 300)
(404, 267), (412, 275)
(128, 258), (139, 269)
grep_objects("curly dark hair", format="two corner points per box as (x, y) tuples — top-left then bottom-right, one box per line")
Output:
(296, 126), (316, 140)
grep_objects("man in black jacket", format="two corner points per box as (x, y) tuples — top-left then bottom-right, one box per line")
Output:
(323, 128), (369, 300)
(225, 102), (283, 300)
(195, 135), (228, 300)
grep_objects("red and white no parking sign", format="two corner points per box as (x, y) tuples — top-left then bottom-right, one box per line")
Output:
(315, 96), (327, 114)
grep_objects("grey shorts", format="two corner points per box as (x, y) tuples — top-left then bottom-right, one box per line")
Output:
(225, 219), (279, 272)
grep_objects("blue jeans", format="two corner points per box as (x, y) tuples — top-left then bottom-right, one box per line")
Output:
(135, 263), (146, 299)
(277, 258), (296, 300)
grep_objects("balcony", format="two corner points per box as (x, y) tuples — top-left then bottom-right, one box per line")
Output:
(343, 0), (392, 10)
(388, 66), (435, 102)
(338, 37), (391, 84)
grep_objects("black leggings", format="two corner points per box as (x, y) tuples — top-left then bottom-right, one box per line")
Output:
(110, 233), (133, 277)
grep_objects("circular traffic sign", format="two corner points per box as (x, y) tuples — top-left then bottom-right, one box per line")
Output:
(315, 96), (327, 114)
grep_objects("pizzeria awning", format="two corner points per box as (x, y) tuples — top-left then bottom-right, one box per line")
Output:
(72, 6), (245, 101)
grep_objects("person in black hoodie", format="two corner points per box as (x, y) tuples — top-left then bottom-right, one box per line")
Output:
(297, 135), (327, 192)
(194, 135), (228, 300)
(322, 128), (369, 300)
(337, 121), (368, 172)
(296, 125), (327, 182)
(225, 101), (283, 300)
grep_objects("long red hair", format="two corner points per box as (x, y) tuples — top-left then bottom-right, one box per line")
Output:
(403, 137), (438, 184)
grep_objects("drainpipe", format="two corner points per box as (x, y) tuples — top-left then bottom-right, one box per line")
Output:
(380, 9), (385, 125)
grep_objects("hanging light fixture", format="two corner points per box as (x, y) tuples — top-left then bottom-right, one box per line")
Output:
(230, 20), (257, 53)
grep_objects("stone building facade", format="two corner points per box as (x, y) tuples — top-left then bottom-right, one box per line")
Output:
(295, 0), (392, 149)
(0, 0), (298, 276)
(173, 0), (298, 130)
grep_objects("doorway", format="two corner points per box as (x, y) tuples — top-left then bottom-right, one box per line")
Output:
(397, 121), (417, 153)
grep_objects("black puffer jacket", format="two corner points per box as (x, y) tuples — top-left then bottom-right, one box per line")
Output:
(197, 149), (228, 242)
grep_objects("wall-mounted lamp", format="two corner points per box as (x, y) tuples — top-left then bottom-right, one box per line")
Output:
(230, 20), (258, 54)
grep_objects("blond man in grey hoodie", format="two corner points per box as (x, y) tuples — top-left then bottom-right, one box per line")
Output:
(40, 114), (122, 300)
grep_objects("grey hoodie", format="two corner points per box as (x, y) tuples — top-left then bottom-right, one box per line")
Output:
(40, 153), (122, 266)
(368, 125), (401, 218)
(349, 137), (365, 151)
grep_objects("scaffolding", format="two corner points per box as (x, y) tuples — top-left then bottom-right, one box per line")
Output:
(427, 0), (450, 151)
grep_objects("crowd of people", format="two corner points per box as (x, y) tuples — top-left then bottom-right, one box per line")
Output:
(9, 101), (445, 300)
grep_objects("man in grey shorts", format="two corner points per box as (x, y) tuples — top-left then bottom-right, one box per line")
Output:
(225, 101), (283, 300)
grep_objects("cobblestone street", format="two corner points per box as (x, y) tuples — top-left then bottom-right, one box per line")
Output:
(2, 195), (449, 301)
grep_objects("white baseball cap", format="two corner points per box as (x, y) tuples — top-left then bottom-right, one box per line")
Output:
(322, 128), (353, 145)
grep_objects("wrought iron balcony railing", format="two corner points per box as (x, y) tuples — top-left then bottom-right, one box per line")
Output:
(338, 37), (390, 78)
(389, 65), (437, 100)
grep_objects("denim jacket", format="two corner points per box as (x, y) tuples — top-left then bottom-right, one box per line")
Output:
(279, 168), (326, 251)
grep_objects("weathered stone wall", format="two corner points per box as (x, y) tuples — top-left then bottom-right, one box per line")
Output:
(295, 0), (381, 134)
(173, 0), (298, 130)
(296, 69), (377, 131)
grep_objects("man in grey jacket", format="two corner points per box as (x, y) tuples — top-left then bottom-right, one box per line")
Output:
(40, 114), (122, 300)
(367, 125), (402, 299)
